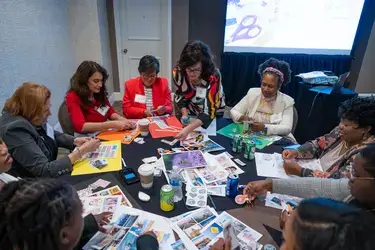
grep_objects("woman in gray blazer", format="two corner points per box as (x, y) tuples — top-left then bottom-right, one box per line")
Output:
(0, 82), (100, 177)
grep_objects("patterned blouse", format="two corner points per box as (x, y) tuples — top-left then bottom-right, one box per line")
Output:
(173, 67), (225, 128)
(296, 126), (375, 178)
(253, 95), (277, 124)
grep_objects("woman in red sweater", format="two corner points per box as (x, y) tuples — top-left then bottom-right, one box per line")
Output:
(122, 55), (173, 119)
(66, 61), (134, 135)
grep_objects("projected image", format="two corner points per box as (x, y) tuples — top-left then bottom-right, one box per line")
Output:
(224, 0), (365, 55)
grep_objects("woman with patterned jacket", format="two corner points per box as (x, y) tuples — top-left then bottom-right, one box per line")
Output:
(173, 40), (225, 141)
(282, 97), (375, 178)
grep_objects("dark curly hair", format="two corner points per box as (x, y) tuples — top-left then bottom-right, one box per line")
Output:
(338, 97), (375, 135)
(257, 58), (292, 87)
(0, 179), (81, 250)
(292, 198), (375, 250)
(177, 40), (216, 81)
(69, 61), (109, 107)
(138, 55), (160, 74)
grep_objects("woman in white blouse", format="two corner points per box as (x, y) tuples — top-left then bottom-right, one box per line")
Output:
(230, 58), (295, 139)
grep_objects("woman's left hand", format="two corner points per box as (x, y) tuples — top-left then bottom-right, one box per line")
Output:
(73, 137), (92, 147)
(250, 122), (265, 132)
(283, 160), (302, 176)
(156, 106), (166, 115)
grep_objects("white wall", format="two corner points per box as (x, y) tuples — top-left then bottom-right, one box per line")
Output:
(0, 0), (74, 125)
(68, 0), (114, 95)
(356, 21), (375, 93)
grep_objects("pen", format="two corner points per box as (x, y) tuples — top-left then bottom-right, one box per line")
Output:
(121, 158), (127, 168)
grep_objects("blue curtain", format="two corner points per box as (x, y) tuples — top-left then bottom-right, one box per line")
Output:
(221, 52), (352, 106)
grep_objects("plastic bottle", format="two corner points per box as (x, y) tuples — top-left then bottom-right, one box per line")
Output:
(170, 166), (183, 202)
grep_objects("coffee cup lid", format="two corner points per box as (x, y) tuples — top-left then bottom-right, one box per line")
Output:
(138, 164), (154, 174)
(139, 119), (150, 125)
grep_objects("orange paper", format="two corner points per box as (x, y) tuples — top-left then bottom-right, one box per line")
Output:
(149, 115), (183, 138)
(96, 128), (140, 144)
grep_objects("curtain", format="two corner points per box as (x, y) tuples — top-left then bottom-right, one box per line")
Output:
(221, 52), (352, 106)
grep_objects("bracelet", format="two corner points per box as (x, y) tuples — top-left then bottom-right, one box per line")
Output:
(76, 147), (83, 158)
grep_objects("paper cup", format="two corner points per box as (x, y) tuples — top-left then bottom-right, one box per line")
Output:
(138, 119), (150, 136)
(138, 164), (155, 189)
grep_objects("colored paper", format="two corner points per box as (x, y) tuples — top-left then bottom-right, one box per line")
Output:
(149, 115), (183, 138)
(217, 123), (281, 149)
(72, 140), (122, 176)
(96, 128), (140, 145)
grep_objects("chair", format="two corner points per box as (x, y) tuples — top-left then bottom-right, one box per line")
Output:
(292, 106), (298, 134)
(58, 101), (74, 136)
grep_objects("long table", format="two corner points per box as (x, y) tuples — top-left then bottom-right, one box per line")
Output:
(61, 118), (284, 248)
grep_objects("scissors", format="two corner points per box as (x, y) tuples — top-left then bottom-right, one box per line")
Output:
(230, 14), (262, 42)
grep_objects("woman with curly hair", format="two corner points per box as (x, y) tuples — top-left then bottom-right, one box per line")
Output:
(173, 40), (225, 140)
(66, 61), (134, 135)
(230, 58), (294, 138)
(282, 96), (375, 178)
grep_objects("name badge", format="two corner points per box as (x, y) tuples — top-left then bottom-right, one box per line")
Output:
(135, 94), (146, 104)
(46, 123), (55, 140)
(196, 87), (207, 99)
(97, 105), (110, 116)
(270, 113), (283, 123)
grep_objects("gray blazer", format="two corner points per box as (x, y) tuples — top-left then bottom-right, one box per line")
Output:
(0, 112), (75, 177)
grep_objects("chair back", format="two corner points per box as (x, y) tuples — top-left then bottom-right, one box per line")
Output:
(58, 101), (74, 135)
(292, 106), (298, 134)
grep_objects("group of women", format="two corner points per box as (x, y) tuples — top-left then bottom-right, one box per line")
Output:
(0, 39), (375, 249)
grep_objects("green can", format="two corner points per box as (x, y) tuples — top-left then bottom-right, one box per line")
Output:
(232, 134), (243, 153)
(244, 140), (256, 160)
(160, 184), (174, 212)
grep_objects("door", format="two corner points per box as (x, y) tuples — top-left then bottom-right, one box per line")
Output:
(118, 0), (171, 94)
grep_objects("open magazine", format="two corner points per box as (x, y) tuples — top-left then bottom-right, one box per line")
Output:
(171, 207), (263, 250)
(83, 206), (175, 250)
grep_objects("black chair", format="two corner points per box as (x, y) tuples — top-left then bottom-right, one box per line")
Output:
(58, 101), (74, 136)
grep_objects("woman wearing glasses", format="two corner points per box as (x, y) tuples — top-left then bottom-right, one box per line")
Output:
(173, 40), (225, 140)
(66, 61), (134, 136)
(282, 97), (375, 178)
(243, 143), (375, 212)
(122, 55), (173, 119)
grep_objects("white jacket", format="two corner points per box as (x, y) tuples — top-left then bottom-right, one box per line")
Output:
(230, 88), (295, 137)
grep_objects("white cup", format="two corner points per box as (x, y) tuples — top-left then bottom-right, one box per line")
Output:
(138, 119), (150, 136)
(138, 164), (155, 189)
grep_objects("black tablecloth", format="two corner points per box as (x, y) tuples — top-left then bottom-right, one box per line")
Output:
(293, 82), (357, 143)
(61, 118), (284, 218)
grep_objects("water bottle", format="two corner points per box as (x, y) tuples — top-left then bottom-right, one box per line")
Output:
(170, 166), (183, 202)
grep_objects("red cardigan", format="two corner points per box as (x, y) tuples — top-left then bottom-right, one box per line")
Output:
(122, 77), (173, 119)
(65, 91), (116, 133)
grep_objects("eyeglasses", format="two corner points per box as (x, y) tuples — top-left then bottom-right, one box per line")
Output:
(186, 68), (202, 74)
(142, 73), (157, 79)
(349, 167), (375, 181)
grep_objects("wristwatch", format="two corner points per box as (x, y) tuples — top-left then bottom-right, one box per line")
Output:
(263, 126), (268, 135)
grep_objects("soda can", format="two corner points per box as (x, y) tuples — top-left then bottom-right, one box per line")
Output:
(232, 135), (243, 153)
(226, 173), (239, 198)
(244, 140), (256, 160)
(160, 184), (174, 212)
(264, 244), (277, 250)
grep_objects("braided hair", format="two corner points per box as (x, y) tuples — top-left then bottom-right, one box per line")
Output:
(0, 179), (82, 250)
(257, 58), (292, 87)
(292, 198), (375, 250)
